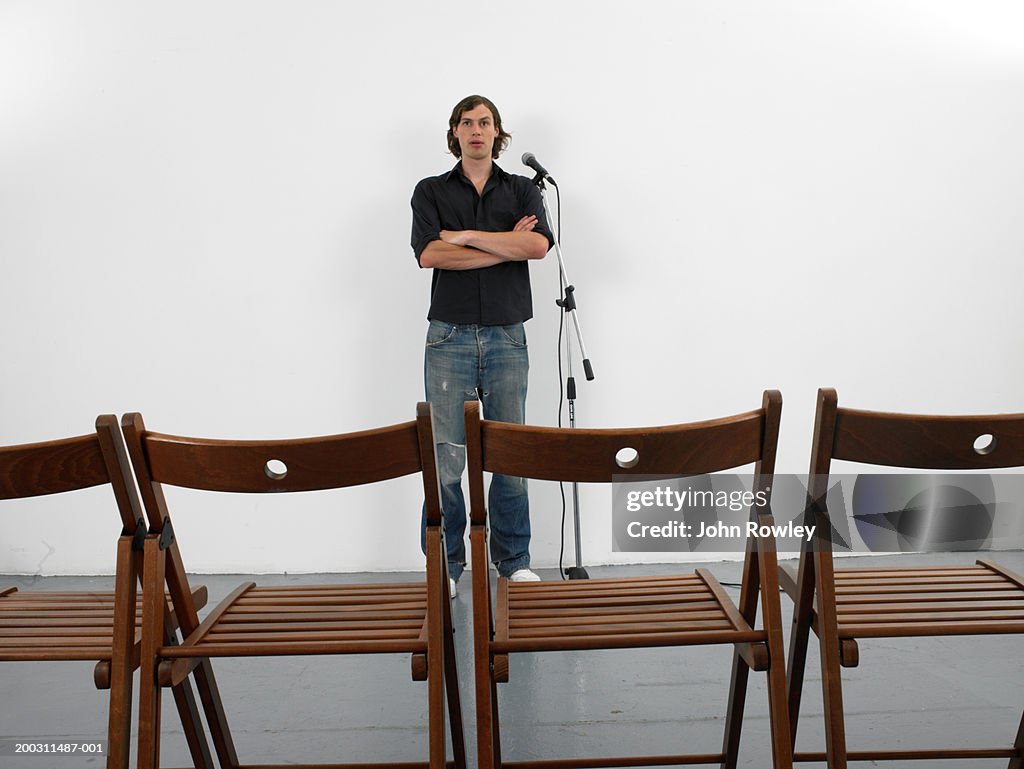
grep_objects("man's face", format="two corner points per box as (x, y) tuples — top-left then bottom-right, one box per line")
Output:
(451, 103), (499, 161)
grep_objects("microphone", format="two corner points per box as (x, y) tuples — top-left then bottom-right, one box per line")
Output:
(521, 152), (555, 184)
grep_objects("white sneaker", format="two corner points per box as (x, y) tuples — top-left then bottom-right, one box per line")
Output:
(449, 577), (457, 598)
(508, 568), (541, 583)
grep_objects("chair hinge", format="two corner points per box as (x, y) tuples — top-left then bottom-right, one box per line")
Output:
(159, 520), (175, 551)
(125, 518), (149, 552)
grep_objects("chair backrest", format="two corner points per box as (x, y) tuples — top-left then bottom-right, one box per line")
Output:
(120, 405), (443, 630)
(806, 387), (1024, 553)
(466, 390), (782, 544)
(811, 387), (1024, 474)
(0, 415), (143, 534)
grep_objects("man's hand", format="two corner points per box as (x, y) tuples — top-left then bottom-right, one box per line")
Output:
(439, 229), (470, 247)
(513, 215), (538, 232)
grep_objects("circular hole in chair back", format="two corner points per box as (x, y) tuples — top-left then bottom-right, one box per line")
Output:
(265, 459), (288, 480)
(973, 434), (997, 456)
(615, 447), (639, 469)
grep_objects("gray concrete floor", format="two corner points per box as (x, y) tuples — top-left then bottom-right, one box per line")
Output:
(2, 552), (1022, 768)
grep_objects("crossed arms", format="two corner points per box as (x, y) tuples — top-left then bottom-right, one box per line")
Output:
(418, 216), (549, 270)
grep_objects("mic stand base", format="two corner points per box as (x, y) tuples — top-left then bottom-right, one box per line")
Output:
(565, 566), (590, 580)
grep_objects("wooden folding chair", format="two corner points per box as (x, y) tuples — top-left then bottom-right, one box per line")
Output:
(466, 392), (794, 769)
(0, 416), (211, 769)
(121, 403), (466, 769)
(782, 388), (1024, 766)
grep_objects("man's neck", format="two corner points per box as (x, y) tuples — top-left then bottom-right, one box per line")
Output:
(460, 156), (493, 191)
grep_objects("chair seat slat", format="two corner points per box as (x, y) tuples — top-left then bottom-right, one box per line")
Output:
(841, 609), (1024, 624)
(160, 638), (429, 657)
(0, 648), (113, 661)
(0, 618), (120, 628)
(836, 575), (1009, 586)
(510, 610), (730, 629)
(510, 619), (735, 639)
(837, 599), (1024, 614)
(208, 619), (425, 634)
(494, 628), (765, 653)
(833, 566), (989, 576)
(506, 583), (710, 601)
(224, 601), (427, 615)
(509, 592), (717, 610)
(232, 594), (427, 607)
(198, 628), (424, 644)
(0, 636), (110, 647)
(504, 574), (705, 590)
(837, 589), (1020, 603)
(510, 600), (724, 619)
(245, 584), (426, 596)
(842, 620), (1024, 638)
(836, 581), (1014, 595)
(216, 610), (427, 623)
(1, 626), (114, 637)
(0, 594), (119, 604)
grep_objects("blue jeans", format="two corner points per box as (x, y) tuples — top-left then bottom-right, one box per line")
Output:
(422, 320), (531, 581)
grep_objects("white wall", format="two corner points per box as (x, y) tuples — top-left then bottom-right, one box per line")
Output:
(2, 1), (1022, 574)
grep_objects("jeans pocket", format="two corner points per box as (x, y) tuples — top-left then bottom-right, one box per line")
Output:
(498, 323), (527, 348)
(426, 320), (456, 347)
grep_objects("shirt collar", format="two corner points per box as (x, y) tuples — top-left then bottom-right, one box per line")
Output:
(443, 161), (509, 184)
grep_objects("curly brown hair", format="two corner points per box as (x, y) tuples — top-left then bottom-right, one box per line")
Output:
(446, 95), (511, 159)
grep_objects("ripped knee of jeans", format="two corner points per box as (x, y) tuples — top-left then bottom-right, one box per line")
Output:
(436, 442), (466, 479)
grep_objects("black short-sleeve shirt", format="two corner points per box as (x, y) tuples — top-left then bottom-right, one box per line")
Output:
(411, 162), (554, 325)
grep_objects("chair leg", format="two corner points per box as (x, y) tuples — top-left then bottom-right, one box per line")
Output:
(471, 639), (503, 769)
(471, 528), (500, 769)
(758, 557), (795, 769)
(151, 575), (216, 769)
(720, 648), (751, 769)
(786, 604), (812, 747)
(428, 585), (446, 769)
(137, 536), (166, 769)
(489, 671), (503, 769)
(442, 591), (467, 769)
(786, 551), (817, 750)
(106, 537), (136, 769)
(429, 645), (446, 769)
(817, 637), (848, 769)
(140, 538), (234, 769)
(164, 615), (215, 769)
(169, 680), (214, 769)
(721, 548), (759, 769)
(764, 633), (795, 769)
(191, 659), (240, 769)
(814, 554), (847, 769)
(474, 642), (497, 769)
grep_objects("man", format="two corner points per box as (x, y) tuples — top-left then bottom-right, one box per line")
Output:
(411, 95), (553, 594)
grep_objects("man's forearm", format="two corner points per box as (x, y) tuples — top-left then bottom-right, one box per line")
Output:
(419, 240), (505, 270)
(453, 230), (549, 262)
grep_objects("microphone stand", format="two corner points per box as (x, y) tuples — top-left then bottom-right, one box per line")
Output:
(531, 171), (595, 580)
